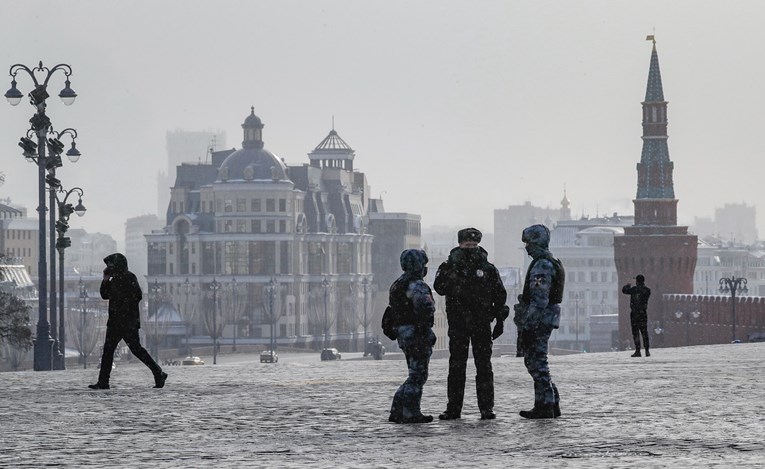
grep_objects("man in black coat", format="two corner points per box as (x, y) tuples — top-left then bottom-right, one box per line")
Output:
(88, 253), (167, 389)
(622, 274), (651, 357)
(434, 227), (508, 420)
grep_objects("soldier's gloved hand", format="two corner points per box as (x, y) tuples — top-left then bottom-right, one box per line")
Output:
(491, 320), (504, 340)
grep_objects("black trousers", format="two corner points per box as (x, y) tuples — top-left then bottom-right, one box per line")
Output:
(445, 318), (494, 414)
(630, 311), (649, 351)
(98, 325), (162, 384)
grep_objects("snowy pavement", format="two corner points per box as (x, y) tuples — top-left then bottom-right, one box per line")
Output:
(1, 343), (764, 468)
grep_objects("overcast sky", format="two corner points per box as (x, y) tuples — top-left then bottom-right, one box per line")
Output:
(2, 1), (765, 249)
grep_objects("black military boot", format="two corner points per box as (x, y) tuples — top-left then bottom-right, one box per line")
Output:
(519, 404), (555, 419)
(88, 382), (110, 390)
(480, 410), (497, 420)
(631, 349), (641, 357)
(154, 371), (168, 388)
(438, 410), (461, 420)
(402, 414), (433, 424)
(645, 349), (651, 357)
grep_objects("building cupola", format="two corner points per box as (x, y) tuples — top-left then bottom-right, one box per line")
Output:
(242, 106), (264, 149)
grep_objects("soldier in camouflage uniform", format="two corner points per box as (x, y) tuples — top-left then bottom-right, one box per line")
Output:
(388, 249), (437, 424)
(514, 224), (564, 419)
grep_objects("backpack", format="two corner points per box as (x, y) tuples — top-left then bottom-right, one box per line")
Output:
(381, 305), (398, 340)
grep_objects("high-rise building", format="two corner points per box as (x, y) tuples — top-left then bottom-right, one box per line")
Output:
(125, 214), (165, 292)
(157, 130), (227, 217)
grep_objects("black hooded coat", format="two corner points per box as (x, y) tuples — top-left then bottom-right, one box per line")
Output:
(100, 253), (143, 329)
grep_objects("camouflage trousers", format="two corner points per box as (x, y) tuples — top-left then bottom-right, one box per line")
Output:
(391, 325), (435, 419)
(521, 327), (559, 407)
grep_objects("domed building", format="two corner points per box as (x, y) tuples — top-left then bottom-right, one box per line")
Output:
(145, 108), (395, 352)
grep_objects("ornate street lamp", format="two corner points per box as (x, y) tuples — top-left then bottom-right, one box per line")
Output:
(78, 278), (88, 369)
(6, 61), (78, 371)
(265, 277), (277, 361)
(719, 276), (748, 343)
(149, 280), (162, 358)
(209, 277), (221, 364)
(54, 185), (86, 369)
(179, 277), (196, 357)
(674, 307), (701, 346)
(362, 276), (370, 354)
(322, 277), (330, 350)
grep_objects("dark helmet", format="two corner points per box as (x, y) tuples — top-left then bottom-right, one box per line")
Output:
(521, 224), (550, 249)
(400, 249), (428, 274)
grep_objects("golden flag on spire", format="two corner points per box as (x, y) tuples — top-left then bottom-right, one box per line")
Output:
(646, 35), (655, 42)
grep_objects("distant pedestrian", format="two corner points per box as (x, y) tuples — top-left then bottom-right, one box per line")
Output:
(434, 227), (508, 420)
(514, 224), (564, 419)
(88, 253), (167, 390)
(387, 249), (437, 424)
(622, 274), (651, 357)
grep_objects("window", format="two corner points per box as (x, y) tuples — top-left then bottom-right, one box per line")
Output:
(224, 220), (233, 232)
(266, 199), (275, 212)
(224, 199), (233, 213)
(252, 220), (262, 233)
(266, 220), (275, 233)
(279, 220), (287, 233)
(279, 199), (286, 212)
(236, 198), (246, 212)
(252, 199), (261, 212)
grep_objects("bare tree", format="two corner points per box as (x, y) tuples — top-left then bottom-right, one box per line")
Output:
(66, 306), (107, 369)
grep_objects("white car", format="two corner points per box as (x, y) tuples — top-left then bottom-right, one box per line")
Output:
(181, 356), (205, 366)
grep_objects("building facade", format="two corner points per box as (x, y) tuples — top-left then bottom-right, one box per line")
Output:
(145, 109), (418, 351)
(125, 214), (164, 293)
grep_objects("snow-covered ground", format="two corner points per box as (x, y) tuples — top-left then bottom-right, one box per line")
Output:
(2, 343), (763, 468)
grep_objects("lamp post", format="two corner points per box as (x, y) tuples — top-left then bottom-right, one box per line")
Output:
(322, 277), (330, 350)
(719, 276), (748, 343)
(362, 277), (370, 354)
(6, 61), (77, 371)
(149, 280), (162, 359)
(179, 277), (196, 356)
(209, 277), (221, 364)
(78, 277), (88, 369)
(54, 185), (86, 370)
(230, 277), (239, 352)
(266, 277), (277, 360)
(674, 307), (701, 347)
(574, 292), (580, 351)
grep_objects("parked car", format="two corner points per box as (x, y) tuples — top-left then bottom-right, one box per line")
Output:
(260, 350), (278, 363)
(320, 348), (342, 361)
(364, 338), (386, 360)
(182, 356), (205, 366)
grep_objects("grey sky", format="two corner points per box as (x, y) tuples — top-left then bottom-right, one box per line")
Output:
(2, 1), (765, 248)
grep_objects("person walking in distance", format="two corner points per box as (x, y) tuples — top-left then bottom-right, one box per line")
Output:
(622, 274), (651, 357)
(88, 253), (167, 390)
(434, 227), (508, 420)
(387, 249), (437, 424)
(515, 224), (564, 419)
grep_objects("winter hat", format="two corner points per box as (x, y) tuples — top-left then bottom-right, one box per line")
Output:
(636, 274), (645, 283)
(400, 249), (429, 273)
(521, 224), (550, 249)
(458, 227), (482, 243)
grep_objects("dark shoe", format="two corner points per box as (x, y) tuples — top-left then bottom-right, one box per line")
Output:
(645, 350), (651, 357)
(519, 405), (555, 419)
(154, 371), (168, 388)
(388, 413), (403, 423)
(88, 382), (110, 390)
(631, 351), (641, 357)
(438, 411), (461, 420)
(553, 402), (561, 418)
(480, 410), (496, 420)
(402, 414), (433, 424)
